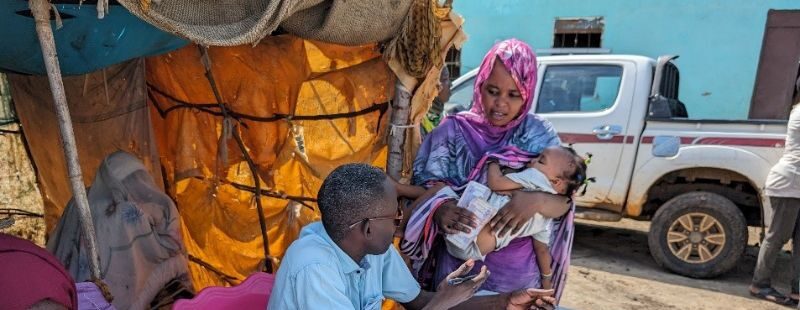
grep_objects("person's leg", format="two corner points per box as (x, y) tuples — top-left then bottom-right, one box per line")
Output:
(790, 198), (800, 300)
(753, 197), (799, 289)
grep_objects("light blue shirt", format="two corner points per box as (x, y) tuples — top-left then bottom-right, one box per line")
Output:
(268, 222), (421, 309)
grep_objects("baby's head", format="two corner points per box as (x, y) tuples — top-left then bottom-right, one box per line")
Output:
(528, 145), (587, 196)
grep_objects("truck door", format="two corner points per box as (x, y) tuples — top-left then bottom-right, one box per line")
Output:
(534, 60), (638, 211)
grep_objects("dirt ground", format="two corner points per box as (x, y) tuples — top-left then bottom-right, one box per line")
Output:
(560, 219), (792, 310)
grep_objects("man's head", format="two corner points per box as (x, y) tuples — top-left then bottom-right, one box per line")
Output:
(317, 163), (400, 255)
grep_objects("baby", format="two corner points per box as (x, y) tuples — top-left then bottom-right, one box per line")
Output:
(459, 146), (586, 289)
(395, 145), (587, 289)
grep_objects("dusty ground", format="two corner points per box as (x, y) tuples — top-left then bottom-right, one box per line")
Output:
(560, 219), (792, 310)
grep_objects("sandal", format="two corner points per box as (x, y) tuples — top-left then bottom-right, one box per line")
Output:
(750, 286), (793, 306)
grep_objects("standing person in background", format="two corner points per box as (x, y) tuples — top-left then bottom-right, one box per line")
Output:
(421, 66), (451, 138)
(750, 81), (800, 306)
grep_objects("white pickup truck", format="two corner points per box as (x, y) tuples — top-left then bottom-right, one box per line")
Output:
(444, 54), (787, 278)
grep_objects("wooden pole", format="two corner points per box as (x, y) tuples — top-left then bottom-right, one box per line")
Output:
(30, 0), (103, 282)
(387, 82), (412, 180)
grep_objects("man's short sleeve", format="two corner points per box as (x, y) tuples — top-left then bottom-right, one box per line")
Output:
(284, 264), (353, 309)
(381, 247), (421, 303)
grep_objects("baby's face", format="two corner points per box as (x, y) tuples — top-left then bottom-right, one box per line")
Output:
(529, 147), (574, 194)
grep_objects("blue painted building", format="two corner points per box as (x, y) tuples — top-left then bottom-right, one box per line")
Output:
(452, 0), (800, 120)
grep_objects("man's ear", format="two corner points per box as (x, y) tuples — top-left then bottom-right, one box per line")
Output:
(362, 221), (372, 240)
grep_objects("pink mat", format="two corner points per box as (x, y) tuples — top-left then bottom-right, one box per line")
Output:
(173, 273), (275, 309)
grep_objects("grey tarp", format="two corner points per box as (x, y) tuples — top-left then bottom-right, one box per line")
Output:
(47, 151), (190, 310)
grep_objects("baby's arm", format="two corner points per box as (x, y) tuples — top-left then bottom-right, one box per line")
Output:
(486, 162), (524, 192)
(396, 183), (448, 238)
(475, 225), (497, 256)
(397, 183), (427, 199)
(390, 178), (428, 199)
(533, 240), (553, 289)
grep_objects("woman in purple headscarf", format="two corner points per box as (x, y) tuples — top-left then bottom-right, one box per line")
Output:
(401, 39), (574, 303)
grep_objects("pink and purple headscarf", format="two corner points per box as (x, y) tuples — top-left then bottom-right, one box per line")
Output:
(412, 38), (555, 187)
(456, 38), (539, 146)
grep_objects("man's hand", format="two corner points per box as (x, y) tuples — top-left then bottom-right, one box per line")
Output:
(426, 260), (489, 309)
(506, 288), (556, 310)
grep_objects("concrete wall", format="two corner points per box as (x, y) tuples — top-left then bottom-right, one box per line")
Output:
(453, 0), (800, 119)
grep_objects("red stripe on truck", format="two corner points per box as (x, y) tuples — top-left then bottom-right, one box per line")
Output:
(562, 134), (785, 148)
(558, 133), (635, 144)
(694, 137), (784, 147)
(638, 136), (784, 147)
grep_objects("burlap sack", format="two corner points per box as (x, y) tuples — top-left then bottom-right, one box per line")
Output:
(118, 0), (412, 46)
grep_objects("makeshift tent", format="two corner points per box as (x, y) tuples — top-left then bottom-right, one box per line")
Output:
(3, 0), (466, 301)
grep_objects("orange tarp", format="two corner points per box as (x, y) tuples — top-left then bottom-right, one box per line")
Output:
(146, 36), (395, 289)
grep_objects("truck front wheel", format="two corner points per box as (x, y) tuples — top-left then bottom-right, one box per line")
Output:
(647, 191), (747, 278)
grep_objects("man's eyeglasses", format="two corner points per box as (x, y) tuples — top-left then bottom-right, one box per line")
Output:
(347, 206), (403, 229)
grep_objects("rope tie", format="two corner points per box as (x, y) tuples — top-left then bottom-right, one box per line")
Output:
(290, 122), (308, 161)
(390, 123), (416, 136)
(90, 277), (114, 303)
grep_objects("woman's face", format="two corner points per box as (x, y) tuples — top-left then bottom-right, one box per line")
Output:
(481, 58), (525, 127)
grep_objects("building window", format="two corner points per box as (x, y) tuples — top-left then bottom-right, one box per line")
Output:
(444, 47), (461, 78)
(553, 17), (604, 48)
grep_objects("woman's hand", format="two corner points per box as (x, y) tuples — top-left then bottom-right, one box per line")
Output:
(434, 200), (479, 234)
(427, 260), (489, 310)
(490, 191), (570, 237)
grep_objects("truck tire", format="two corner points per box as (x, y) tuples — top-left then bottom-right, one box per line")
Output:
(647, 191), (747, 278)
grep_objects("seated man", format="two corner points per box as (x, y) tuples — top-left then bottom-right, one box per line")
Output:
(268, 163), (556, 310)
